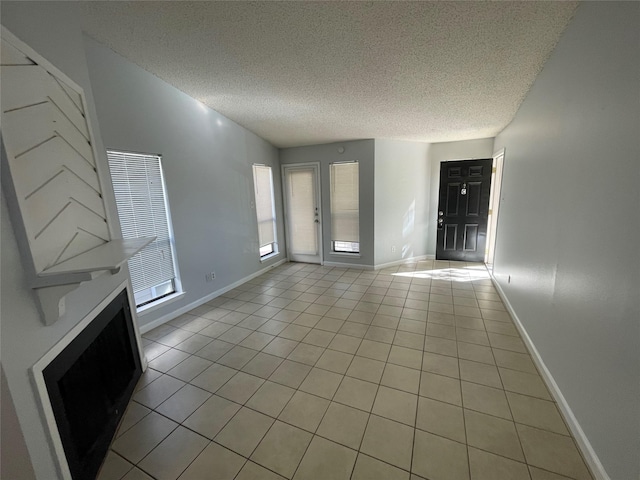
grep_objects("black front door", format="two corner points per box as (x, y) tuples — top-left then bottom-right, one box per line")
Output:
(436, 159), (492, 262)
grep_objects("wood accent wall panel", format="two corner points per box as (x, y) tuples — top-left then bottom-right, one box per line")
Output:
(1, 48), (109, 274)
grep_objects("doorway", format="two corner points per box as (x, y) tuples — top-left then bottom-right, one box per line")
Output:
(436, 158), (492, 262)
(486, 149), (505, 268)
(282, 163), (323, 264)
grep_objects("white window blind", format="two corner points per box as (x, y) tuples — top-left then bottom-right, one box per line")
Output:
(330, 162), (359, 247)
(288, 169), (318, 255)
(107, 150), (177, 296)
(252, 165), (277, 253)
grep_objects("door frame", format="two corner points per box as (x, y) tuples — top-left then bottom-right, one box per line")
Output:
(485, 148), (505, 268)
(281, 162), (323, 264)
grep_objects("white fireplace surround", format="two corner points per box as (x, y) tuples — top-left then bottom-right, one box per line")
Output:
(30, 280), (147, 480)
(0, 23), (154, 480)
(0, 26), (153, 326)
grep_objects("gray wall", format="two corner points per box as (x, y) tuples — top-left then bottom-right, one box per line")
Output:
(84, 37), (286, 328)
(492, 3), (639, 479)
(0, 3), (287, 478)
(374, 139), (431, 266)
(426, 138), (495, 255)
(280, 140), (375, 268)
(280, 138), (496, 267)
(1, 3), (131, 478)
(1, 365), (36, 480)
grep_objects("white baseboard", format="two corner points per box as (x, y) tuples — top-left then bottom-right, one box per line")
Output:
(139, 259), (288, 334)
(489, 274), (610, 480)
(374, 254), (432, 270)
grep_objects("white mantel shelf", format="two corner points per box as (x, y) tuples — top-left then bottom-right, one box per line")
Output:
(37, 237), (155, 281)
(1, 27), (156, 327)
(30, 237), (155, 326)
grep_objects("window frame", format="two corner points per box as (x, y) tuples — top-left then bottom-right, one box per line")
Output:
(329, 161), (360, 255)
(252, 164), (279, 261)
(106, 149), (183, 310)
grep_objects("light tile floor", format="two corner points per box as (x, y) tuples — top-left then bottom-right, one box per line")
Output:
(98, 261), (593, 480)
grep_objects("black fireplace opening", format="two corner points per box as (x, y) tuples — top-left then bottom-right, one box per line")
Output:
(43, 289), (142, 480)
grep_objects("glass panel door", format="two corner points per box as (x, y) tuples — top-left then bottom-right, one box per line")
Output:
(283, 164), (322, 264)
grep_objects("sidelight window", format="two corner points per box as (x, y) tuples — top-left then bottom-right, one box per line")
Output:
(330, 161), (360, 254)
(252, 164), (278, 259)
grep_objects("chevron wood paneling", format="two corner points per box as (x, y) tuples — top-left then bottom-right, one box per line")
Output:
(0, 40), (34, 66)
(11, 137), (101, 195)
(1, 46), (110, 274)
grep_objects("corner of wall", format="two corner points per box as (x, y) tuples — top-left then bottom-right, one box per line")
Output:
(0, 365), (37, 480)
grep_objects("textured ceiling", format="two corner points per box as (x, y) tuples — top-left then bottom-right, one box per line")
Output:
(79, 1), (578, 148)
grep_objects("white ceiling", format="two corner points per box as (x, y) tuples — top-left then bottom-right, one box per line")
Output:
(79, 1), (579, 148)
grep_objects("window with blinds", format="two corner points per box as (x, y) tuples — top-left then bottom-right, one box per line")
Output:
(107, 150), (180, 307)
(330, 162), (360, 253)
(252, 164), (278, 258)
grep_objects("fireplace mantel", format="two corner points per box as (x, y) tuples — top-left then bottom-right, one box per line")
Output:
(1, 26), (152, 325)
(35, 238), (154, 282)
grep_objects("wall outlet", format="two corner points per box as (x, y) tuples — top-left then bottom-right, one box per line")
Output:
(391, 246), (396, 253)
(205, 272), (215, 283)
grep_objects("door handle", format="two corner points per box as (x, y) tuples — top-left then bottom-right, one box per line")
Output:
(314, 219), (319, 223)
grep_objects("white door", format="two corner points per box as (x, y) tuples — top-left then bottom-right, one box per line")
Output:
(282, 164), (322, 264)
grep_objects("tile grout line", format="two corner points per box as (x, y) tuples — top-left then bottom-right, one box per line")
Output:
(135, 262), (577, 480)
(289, 325), (366, 480)
(146, 318), (557, 419)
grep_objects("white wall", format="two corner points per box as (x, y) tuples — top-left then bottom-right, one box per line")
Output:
(425, 138), (495, 255)
(492, 3), (639, 479)
(1, 3), (131, 478)
(374, 139), (431, 266)
(279, 140), (375, 268)
(83, 37), (286, 329)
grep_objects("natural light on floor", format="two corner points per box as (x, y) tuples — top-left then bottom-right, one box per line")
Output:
(391, 265), (491, 282)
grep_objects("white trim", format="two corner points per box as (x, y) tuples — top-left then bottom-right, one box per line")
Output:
(492, 148), (505, 160)
(137, 291), (186, 316)
(329, 251), (361, 258)
(259, 251), (281, 263)
(373, 254), (432, 270)
(486, 148), (505, 267)
(125, 277), (148, 372)
(490, 274), (610, 480)
(139, 258), (287, 334)
(281, 163), (323, 265)
(30, 281), (135, 480)
(322, 261), (375, 270)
